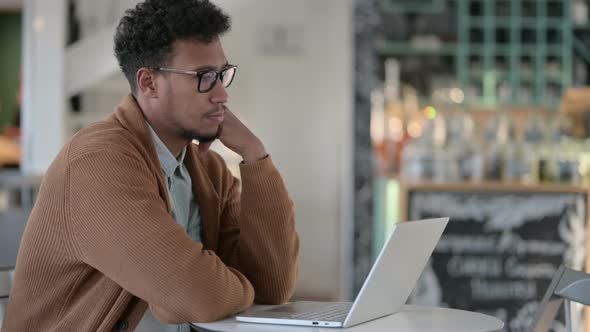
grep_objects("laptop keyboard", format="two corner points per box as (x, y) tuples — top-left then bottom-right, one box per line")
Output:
(291, 303), (353, 322)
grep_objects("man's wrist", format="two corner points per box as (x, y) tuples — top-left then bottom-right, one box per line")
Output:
(241, 143), (267, 164)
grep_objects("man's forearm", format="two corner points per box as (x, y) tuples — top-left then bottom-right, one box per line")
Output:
(234, 156), (299, 303)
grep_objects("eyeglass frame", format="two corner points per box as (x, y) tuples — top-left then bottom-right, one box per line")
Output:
(149, 65), (238, 93)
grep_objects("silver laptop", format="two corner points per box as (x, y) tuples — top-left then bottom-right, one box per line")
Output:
(236, 217), (449, 328)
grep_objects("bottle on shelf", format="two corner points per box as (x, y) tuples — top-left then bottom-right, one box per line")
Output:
(483, 113), (515, 181)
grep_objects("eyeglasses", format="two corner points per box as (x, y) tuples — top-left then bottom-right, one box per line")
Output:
(151, 65), (237, 93)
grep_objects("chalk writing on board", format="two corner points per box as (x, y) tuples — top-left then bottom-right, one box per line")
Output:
(409, 192), (586, 332)
(410, 194), (578, 230)
(437, 233), (567, 256)
(470, 279), (537, 301)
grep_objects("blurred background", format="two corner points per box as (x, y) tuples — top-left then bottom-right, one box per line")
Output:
(1, 0), (590, 331)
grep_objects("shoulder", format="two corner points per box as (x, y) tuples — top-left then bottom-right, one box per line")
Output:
(66, 119), (146, 163)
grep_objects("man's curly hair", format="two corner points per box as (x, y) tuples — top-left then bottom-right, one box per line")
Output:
(114, 0), (231, 95)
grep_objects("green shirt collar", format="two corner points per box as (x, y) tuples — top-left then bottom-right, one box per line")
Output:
(146, 122), (187, 178)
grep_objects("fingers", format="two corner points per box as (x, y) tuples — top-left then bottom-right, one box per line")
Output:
(213, 105), (264, 160)
(221, 108), (238, 124)
(217, 109), (241, 140)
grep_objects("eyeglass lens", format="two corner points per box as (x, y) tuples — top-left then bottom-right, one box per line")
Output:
(199, 67), (236, 92)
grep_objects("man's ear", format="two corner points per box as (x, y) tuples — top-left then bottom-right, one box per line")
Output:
(137, 68), (158, 98)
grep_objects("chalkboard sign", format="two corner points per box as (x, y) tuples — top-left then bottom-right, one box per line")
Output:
(406, 189), (587, 332)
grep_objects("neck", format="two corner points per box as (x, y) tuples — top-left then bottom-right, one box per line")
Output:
(149, 120), (187, 158)
(138, 99), (187, 158)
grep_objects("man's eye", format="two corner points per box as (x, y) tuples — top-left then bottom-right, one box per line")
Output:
(202, 72), (217, 82)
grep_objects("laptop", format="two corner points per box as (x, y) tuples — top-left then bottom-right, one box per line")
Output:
(236, 217), (449, 328)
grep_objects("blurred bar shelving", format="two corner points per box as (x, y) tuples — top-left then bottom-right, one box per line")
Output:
(376, 0), (590, 109)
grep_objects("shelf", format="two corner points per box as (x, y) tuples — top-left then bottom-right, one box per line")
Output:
(396, 180), (590, 194)
(463, 100), (561, 110)
(410, 96), (560, 111)
(465, 44), (566, 56)
(377, 41), (457, 56)
(380, 0), (446, 14)
(378, 42), (566, 57)
(468, 71), (564, 84)
(468, 17), (567, 29)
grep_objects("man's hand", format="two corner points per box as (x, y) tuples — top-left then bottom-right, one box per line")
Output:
(203, 106), (267, 164)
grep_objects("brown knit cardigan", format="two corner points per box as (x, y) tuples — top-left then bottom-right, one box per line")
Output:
(1, 95), (299, 331)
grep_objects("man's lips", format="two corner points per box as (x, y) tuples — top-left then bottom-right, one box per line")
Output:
(206, 111), (224, 124)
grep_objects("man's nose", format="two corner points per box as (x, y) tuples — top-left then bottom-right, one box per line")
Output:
(209, 80), (228, 104)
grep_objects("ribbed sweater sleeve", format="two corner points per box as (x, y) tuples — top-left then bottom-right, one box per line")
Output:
(67, 149), (254, 323)
(216, 155), (299, 304)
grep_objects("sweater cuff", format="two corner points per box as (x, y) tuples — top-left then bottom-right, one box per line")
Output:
(239, 154), (275, 178)
(239, 155), (289, 195)
(238, 154), (293, 224)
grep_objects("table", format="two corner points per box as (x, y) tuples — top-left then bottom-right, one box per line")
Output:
(191, 305), (504, 332)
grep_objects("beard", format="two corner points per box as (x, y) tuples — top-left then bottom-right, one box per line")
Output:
(179, 126), (221, 143)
